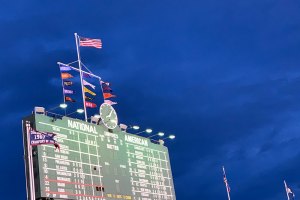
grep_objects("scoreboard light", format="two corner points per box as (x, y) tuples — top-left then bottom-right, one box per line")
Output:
(76, 108), (84, 113)
(169, 135), (176, 139)
(147, 132), (165, 139)
(145, 128), (152, 133)
(132, 125), (140, 130)
(158, 132), (165, 137)
(160, 134), (176, 140)
(59, 103), (68, 109)
(135, 128), (152, 135)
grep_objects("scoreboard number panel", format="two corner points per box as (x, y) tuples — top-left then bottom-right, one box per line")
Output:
(23, 114), (176, 200)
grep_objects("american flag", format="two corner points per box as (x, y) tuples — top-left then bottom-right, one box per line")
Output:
(79, 36), (102, 48)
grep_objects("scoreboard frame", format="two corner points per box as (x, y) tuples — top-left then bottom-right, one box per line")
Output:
(23, 113), (176, 200)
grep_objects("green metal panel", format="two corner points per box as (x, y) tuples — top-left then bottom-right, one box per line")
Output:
(28, 114), (176, 200)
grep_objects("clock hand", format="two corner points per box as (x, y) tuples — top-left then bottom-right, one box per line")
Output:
(107, 110), (113, 118)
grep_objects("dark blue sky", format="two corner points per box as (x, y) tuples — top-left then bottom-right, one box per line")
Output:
(1, 0), (300, 199)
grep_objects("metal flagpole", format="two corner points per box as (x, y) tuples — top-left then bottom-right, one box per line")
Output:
(25, 121), (35, 200)
(284, 180), (290, 200)
(223, 166), (231, 200)
(74, 33), (88, 121)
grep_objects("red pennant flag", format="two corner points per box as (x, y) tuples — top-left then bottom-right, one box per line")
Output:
(103, 93), (116, 99)
(65, 96), (75, 102)
(85, 101), (97, 108)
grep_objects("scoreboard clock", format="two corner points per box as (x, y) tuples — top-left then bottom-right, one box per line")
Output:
(99, 103), (118, 129)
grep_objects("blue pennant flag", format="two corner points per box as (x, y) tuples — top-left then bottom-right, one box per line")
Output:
(63, 89), (74, 94)
(59, 63), (72, 71)
(83, 72), (92, 78)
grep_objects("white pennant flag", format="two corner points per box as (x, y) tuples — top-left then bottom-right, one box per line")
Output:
(83, 79), (96, 90)
(104, 99), (117, 105)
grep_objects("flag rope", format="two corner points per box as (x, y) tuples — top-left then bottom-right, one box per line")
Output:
(66, 60), (79, 66)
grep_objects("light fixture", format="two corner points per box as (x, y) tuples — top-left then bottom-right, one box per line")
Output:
(158, 132), (164, 137)
(66, 108), (85, 116)
(77, 109), (84, 114)
(132, 125), (140, 130)
(145, 128), (152, 133)
(59, 103), (68, 109)
(47, 103), (68, 112)
(169, 135), (175, 139)
(147, 132), (165, 139)
(135, 128), (152, 135)
(160, 134), (176, 141)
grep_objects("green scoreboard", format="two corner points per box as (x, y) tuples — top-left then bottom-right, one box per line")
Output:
(23, 113), (176, 200)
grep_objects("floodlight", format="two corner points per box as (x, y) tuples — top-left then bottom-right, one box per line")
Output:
(145, 129), (152, 133)
(132, 125), (140, 130)
(76, 109), (84, 114)
(158, 132), (165, 137)
(59, 103), (68, 109)
(169, 135), (175, 139)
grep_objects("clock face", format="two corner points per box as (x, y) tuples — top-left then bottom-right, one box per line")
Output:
(99, 103), (118, 129)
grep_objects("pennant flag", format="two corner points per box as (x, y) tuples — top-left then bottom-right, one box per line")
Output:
(120, 124), (128, 130)
(79, 37), (102, 48)
(30, 130), (60, 150)
(100, 80), (110, 86)
(83, 79), (96, 90)
(61, 73), (73, 79)
(84, 87), (96, 96)
(103, 85), (112, 92)
(63, 81), (73, 86)
(59, 64), (72, 71)
(103, 93), (116, 99)
(64, 89), (74, 94)
(83, 72), (92, 78)
(85, 96), (94, 101)
(65, 96), (75, 102)
(85, 101), (97, 108)
(104, 99), (117, 105)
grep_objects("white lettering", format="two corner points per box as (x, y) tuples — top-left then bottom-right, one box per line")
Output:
(67, 120), (97, 134)
(125, 135), (148, 146)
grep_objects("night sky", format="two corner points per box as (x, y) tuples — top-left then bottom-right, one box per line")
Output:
(1, 0), (300, 199)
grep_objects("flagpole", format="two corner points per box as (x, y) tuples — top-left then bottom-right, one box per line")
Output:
(25, 121), (35, 200)
(223, 166), (231, 200)
(284, 180), (290, 200)
(74, 33), (88, 122)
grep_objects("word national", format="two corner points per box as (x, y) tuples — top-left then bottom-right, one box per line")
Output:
(67, 119), (97, 134)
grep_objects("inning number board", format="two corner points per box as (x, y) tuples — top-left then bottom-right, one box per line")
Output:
(24, 114), (176, 200)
